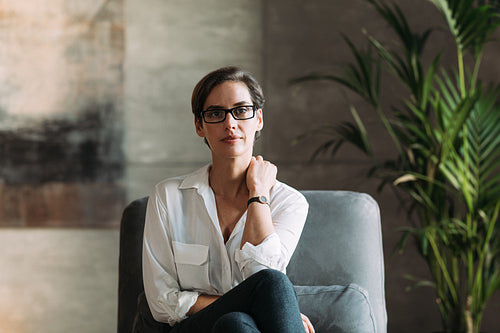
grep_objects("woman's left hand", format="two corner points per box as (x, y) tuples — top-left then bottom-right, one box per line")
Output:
(246, 155), (277, 197)
(301, 313), (315, 333)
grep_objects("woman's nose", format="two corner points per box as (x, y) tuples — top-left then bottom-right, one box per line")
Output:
(224, 112), (237, 129)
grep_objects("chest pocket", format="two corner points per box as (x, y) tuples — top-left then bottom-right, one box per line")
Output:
(172, 241), (211, 291)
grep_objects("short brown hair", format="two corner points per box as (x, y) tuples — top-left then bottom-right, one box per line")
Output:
(191, 66), (265, 121)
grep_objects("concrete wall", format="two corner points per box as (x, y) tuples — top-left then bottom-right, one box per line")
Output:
(123, 0), (500, 332)
(124, 0), (264, 200)
(0, 230), (119, 333)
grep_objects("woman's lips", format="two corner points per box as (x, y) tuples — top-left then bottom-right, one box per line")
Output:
(222, 135), (241, 143)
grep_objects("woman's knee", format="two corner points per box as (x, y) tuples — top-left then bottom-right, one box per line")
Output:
(212, 312), (259, 333)
(255, 269), (294, 291)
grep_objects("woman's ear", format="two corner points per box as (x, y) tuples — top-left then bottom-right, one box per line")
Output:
(257, 109), (264, 131)
(195, 117), (205, 138)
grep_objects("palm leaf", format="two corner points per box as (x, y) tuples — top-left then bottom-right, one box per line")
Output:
(366, 0), (434, 102)
(429, 0), (500, 55)
(292, 105), (373, 162)
(368, 0), (433, 56)
(289, 36), (381, 108)
(465, 85), (500, 210)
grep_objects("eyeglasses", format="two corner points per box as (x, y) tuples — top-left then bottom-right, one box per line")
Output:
(201, 105), (256, 123)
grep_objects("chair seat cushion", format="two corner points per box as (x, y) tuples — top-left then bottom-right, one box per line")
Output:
(132, 284), (375, 333)
(294, 284), (376, 333)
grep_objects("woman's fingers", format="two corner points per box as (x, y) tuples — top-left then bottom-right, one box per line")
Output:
(246, 156), (277, 196)
(301, 313), (315, 333)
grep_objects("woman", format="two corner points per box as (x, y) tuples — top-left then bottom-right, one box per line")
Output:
(142, 66), (314, 332)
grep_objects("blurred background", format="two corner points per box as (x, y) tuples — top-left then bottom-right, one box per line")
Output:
(0, 0), (499, 332)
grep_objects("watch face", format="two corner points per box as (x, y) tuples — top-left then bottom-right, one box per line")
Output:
(259, 196), (268, 204)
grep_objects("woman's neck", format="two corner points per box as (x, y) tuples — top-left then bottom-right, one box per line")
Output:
(209, 154), (252, 199)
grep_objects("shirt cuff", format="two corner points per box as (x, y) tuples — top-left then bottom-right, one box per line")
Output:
(235, 233), (283, 279)
(155, 290), (199, 326)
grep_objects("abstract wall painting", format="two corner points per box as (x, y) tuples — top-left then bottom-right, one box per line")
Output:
(0, 0), (125, 227)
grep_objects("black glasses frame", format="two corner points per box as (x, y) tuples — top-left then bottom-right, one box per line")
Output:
(201, 105), (256, 123)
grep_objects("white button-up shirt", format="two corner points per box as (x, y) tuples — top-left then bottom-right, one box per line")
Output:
(142, 164), (309, 326)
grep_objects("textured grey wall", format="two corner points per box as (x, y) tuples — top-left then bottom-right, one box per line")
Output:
(123, 0), (500, 332)
(124, 0), (263, 200)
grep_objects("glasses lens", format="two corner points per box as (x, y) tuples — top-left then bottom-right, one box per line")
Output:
(204, 110), (226, 123)
(232, 106), (255, 120)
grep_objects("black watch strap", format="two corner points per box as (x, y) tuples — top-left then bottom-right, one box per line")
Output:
(247, 196), (269, 206)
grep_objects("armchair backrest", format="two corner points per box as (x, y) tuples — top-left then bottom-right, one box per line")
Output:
(287, 191), (387, 333)
(118, 197), (148, 333)
(117, 191), (387, 332)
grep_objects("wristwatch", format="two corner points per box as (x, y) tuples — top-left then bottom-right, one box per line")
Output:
(247, 196), (269, 206)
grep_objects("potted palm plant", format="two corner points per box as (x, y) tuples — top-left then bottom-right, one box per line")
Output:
(292, 1), (500, 332)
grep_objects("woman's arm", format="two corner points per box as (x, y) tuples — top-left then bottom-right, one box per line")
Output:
(186, 295), (220, 316)
(143, 189), (199, 325)
(241, 155), (277, 248)
(235, 156), (309, 279)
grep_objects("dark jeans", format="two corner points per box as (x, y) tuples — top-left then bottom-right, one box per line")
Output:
(133, 269), (304, 333)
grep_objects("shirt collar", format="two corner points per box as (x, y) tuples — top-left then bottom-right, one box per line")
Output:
(178, 164), (211, 192)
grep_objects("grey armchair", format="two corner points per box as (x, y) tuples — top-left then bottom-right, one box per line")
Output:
(118, 191), (387, 333)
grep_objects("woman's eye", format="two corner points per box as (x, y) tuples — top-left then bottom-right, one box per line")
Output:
(207, 110), (223, 118)
(234, 107), (249, 115)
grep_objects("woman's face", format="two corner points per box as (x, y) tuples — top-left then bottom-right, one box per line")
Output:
(195, 81), (263, 159)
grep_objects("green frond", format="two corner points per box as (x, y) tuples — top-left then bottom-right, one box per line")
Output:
(289, 37), (381, 108)
(429, 0), (500, 56)
(368, 0), (433, 56)
(404, 275), (437, 292)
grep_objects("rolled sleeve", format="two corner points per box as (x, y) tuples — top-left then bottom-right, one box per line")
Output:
(235, 233), (284, 279)
(235, 187), (309, 280)
(143, 239), (199, 325)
